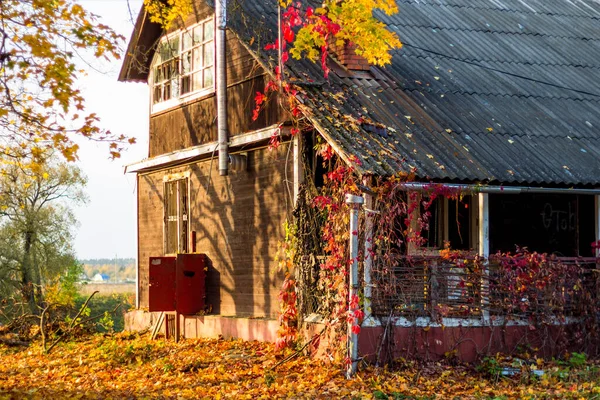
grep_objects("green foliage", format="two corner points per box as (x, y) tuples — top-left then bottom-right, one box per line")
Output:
(45, 262), (83, 307)
(568, 352), (587, 368)
(0, 150), (86, 312)
(477, 356), (503, 378)
(74, 293), (132, 332)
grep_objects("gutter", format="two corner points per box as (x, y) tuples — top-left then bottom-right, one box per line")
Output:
(400, 182), (600, 195)
(123, 125), (282, 174)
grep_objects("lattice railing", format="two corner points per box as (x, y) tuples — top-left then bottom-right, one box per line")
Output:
(371, 255), (599, 320)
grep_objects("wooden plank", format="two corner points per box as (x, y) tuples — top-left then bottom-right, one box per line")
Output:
(150, 312), (165, 340)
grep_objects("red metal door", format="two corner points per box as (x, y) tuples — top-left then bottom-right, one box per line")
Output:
(176, 253), (206, 314)
(148, 256), (176, 312)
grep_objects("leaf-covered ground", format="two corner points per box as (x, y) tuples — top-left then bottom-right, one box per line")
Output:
(1, 333), (599, 399)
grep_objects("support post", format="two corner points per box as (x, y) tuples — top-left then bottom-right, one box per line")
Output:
(407, 192), (419, 255)
(345, 193), (364, 379)
(363, 193), (374, 320)
(293, 134), (303, 206)
(595, 195), (600, 257)
(478, 193), (490, 322)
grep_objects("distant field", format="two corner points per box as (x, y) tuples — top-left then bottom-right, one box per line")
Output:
(78, 283), (136, 296)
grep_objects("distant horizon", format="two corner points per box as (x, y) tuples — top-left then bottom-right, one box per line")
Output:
(79, 257), (136, 265)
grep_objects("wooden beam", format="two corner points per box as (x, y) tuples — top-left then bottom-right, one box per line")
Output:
(594, 195), (600, 257)
(293, 134), (304, 207)
(363, 192), (374, 318)
(478, 193), (490, 258)
(478, 193), (490, 322)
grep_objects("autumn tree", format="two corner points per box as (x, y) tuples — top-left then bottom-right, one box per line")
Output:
(0, 0), (133, 161)
(0, 149), (86, 313)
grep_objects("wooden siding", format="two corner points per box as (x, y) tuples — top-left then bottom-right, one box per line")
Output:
(137, 144), (291, 318)
(149, 0), (282, 157)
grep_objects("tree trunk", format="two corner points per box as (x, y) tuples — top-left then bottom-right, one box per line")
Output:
(21, 229), (37, 314)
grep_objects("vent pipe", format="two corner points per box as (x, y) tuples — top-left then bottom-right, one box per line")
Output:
(216, 0), (228, 176)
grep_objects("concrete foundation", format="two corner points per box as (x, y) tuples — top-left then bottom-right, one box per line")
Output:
(124, 310), (279, 342)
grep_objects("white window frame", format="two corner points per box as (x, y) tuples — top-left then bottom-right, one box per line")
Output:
(150, 17), (216, 114)
(408, 194), (476, 255)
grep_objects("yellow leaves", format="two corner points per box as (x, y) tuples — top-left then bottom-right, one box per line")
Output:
(0, 0), (131, 160)
(144, 0), (193, 29)
(328, 0), (403, 66)
(290, 0), (402, 67)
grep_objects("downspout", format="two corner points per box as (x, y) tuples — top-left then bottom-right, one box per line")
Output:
(345, 193), (364, 378)
(216, 0), (228, 176)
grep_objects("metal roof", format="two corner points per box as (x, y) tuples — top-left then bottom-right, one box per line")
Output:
(123, 0), (600, 186)
(237, 0), (600, 185)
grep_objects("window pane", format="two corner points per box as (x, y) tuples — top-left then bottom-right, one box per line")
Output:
(193, 26), (203, 44)
(154, 66), (162, 82)
(164, 82), (171, 101)
(203, 68), (213, 88)
(192, 72), (202, 91)
(203, 44), (213, 67)
(159, 38), (178, 60)
(192, 47), (202, 71)
(180, 75), (191, 95)
(153, 86), (162, 103)
(170, 77), (178, 99)
(182, 30), (193, 50)
(204, 20), (214, 41)
(181, 51), (192, 74)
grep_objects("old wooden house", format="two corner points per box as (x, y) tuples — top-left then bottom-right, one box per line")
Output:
(121, 0), (600, 360)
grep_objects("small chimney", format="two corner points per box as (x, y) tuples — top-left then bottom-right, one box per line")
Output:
(329, 39), (370, 71)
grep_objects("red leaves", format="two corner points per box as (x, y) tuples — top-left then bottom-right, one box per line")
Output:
(252, 91), (267, 122)
(255, 91), (267, 106)
(264, 40), (279, 51)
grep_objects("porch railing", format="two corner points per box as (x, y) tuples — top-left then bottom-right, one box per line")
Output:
(371, 255), (599, 320)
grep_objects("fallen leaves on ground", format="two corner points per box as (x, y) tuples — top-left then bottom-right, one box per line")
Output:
(0, 333), (599, 399)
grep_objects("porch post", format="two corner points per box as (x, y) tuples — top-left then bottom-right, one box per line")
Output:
(596, 195), (600, 257)
(478, 193), (490, 321)
(363, 193), (374, 319)
(345, 193), (364, 378)
(293, 134), (303, 207)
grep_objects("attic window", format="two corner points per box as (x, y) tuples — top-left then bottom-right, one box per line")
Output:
(151, 17), (215, 113)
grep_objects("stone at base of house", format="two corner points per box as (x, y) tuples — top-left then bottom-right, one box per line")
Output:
(124, 310), (279, 342)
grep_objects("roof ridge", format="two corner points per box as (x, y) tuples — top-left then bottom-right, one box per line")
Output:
(392, 23), (600, 42)
(402, 87), (600, 102)
(395, 0), (600, 21)
(404, 52), (600, 69)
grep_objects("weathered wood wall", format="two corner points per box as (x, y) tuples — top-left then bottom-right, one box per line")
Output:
(149, 0), (281, 157)
(137, 144), (291, 318)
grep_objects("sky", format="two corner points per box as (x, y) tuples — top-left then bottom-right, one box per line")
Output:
(71, 0), (148, 260)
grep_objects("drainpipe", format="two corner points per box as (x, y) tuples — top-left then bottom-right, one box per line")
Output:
(216, 0), (228, 176)
(345, 193), (364, 378)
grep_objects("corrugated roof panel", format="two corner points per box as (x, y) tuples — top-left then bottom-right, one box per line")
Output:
(232, 0), (600, 185)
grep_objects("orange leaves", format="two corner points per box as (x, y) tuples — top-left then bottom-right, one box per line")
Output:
(1, 334), (599, 398)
